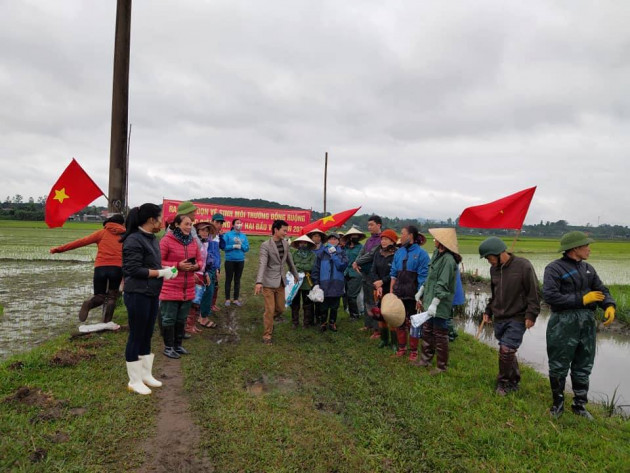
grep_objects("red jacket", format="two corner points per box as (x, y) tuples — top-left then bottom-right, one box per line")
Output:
(51, 222), (125, 267)
(159, 232), (202, 301)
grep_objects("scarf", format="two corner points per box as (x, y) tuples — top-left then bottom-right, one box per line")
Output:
(173, 227), (193, 246)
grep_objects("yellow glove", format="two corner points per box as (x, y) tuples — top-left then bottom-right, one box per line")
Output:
(583, 291), (605, 306)
(603, 306), (615, 326)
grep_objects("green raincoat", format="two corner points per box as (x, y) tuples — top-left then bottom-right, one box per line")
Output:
(422, 249), (457, 320)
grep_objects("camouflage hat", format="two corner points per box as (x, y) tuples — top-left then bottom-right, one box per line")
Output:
(558, 231), (594, 252)
(478, 237), (508, 258)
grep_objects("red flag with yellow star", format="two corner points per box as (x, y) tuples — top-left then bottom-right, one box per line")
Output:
(300, 207), (361, 235)
(45, 158), (104, 228)
(458, 187), (536, 230)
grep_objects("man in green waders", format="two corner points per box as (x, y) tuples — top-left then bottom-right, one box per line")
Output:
(543, 231), (616, 419)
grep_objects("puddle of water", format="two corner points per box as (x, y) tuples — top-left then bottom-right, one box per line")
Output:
(456, 291), (630, 414)
(461, 254), (630, 285)
(0, 260), (94, 359)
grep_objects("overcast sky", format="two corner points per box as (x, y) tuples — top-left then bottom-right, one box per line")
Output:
(1, 1), (628, 226)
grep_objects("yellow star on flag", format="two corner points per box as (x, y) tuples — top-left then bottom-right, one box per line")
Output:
(53, 188), (70, 204)
(499, 210), (504, 214)
(321, 215), (335, 224)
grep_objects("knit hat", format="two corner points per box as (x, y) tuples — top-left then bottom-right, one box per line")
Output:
(341, 227), (366, 242)
(380, 229), (398, 244)
(291, 234), (316, 249)
(558, 231), (594, 252)
(380, 293), (406, 328)
(428, 228), (459, 255)
(177, 201), (197, 216)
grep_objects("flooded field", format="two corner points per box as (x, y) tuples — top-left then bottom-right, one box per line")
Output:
(457, 291), (630, 414)
(461, 253), (630, 285)
(0, 260), (93, 359)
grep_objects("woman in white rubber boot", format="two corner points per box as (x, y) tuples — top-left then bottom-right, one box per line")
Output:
(121, 204), (178, 394)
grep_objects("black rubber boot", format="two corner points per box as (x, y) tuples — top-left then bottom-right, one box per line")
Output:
(78, 294), (106, 322)
(549, 376), (566, 418)
(497, 345), (517, 395)
(103, 290), (119, 323)
(162, 325), (180, 359)
(174, 321), (189, 355)
(571, 377), (594, 420)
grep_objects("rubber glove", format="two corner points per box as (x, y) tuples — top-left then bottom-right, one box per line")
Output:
(427, 297), (440, 317)
(603, 306), (615, 326)
(157, 267), (178, 280)
(583, 291), (605, 306)
(414, 285), (424, 302)
(233, 243), (241, 250)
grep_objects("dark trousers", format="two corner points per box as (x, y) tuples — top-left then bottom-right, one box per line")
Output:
(320, 296), (341, 325)
(93, 266), (123, 295)
(224, 260), (245, 300)
(124, 292), (159, 362)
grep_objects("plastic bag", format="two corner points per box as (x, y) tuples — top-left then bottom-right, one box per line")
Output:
(410, 311), (432, 328)
(78, 321), (121, 333)
(307, 284), (324, 303)
(285, 271), (305, 307)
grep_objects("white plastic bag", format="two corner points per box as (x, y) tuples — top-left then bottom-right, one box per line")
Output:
(410, 311), (432, 328)
(285, 271), (305, 307)
(307, 284), (325, 303)
(78, 321), (121, 333)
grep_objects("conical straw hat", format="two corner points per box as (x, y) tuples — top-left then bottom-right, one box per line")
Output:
(341, 227), (366, 241)
(380, 293), (406, 328)
(306, 228), (326, 238)
(291, 234), (316, 249)
(428, 228), (459, 255)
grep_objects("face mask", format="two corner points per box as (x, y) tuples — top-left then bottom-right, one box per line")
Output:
(234, 223), (243, 231)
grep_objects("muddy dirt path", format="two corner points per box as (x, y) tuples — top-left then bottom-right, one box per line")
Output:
(136, 356), (214, 473)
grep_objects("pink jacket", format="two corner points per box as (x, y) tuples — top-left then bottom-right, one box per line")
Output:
(159, 232), (202, 301)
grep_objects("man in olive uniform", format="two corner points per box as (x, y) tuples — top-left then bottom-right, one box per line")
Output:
(543, 231), (616, 419)
(479, 237), (540, 395)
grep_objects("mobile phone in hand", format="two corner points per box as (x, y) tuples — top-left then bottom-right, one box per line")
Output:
(186, 257), (196, 264)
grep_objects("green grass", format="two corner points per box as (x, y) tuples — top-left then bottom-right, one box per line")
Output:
(0, 309), (157, 472)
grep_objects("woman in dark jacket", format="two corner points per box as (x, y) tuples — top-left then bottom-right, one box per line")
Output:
(121, 203), (178, 395)
(370, 229), (398, 349)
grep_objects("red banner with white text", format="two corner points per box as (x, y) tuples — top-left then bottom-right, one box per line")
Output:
(162, 199), (312, 236)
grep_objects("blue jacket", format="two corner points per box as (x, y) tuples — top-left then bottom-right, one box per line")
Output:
(390, 243), (429, 291)
(312, 244), (349, 297)
(222, 230), (250, 262)
(453, 268), (465, 306)
(206, 234), (222, 272)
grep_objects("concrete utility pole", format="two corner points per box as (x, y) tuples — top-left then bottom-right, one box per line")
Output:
(323, 152), (328, 215)
(108, 0), (132, 214)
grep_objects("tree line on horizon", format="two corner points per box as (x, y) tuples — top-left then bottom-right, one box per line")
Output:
(2, 195), (628, 239)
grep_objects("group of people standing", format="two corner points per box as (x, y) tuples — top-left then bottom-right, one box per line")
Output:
(256, 215), (465, 377)
(51, 203), (617, 419)
(257, 216), (616, 419)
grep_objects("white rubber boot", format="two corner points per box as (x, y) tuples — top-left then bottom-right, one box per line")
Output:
(126, 360), (152, 395)
(139, 354), (163, 388)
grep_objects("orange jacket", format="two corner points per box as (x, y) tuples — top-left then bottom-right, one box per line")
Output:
(51, 222), (126, 267)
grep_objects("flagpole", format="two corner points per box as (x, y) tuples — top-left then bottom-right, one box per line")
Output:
(509, 228), (522, 252)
